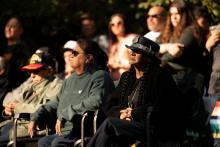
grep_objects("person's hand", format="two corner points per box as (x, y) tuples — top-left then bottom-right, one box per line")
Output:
(120, 107), (133, 121)
(28, 121), (37, 138)
(125, 107), (132, 118)
(120, 109), (128, 119)
(206, 30), (220, 52)
(4, 101), (16, 116)
(55, 119), (62, 136)
(167, 43), (184, 58)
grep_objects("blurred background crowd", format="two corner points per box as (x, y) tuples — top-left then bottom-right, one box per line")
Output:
(0, 0), (220, 146)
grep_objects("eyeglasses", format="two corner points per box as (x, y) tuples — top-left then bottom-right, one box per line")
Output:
(71, 50), (84, 57)
(110, 21), (123, 27)
(147, 14), (163, 19)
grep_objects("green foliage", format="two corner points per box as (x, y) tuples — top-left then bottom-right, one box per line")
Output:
(203, 0), (220, 23)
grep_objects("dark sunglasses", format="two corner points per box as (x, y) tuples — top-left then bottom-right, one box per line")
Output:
(71, 50), (84, 57)
(147, 14), (163, 19)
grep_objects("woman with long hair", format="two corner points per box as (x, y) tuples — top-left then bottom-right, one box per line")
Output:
(159, 0), (206, 96)
(107, 13), (137, 81)
(86, 36), (184, 147)
(159, 1), (213, 146)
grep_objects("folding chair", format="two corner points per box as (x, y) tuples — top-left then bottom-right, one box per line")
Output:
(130, 106), (159, 147)
(7, 113), (49, 147)
(74, 110), (102, 147)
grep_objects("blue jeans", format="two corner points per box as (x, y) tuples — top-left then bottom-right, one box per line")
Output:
(0, 121), (13, 146)
(38, 134), (75, 147)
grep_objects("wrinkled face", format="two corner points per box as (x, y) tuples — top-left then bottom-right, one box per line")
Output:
(30, 68), (51, 84)
(128, 49), (142, 66)
(170, 7), (181, 27)
(110, 16), (125, 36)
(69, 43), (92, 72)
(147, 7), (165, 32)
(4, 17), (23, 40)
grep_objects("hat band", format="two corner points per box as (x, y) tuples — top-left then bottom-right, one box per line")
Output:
(133, 43), (159, 56)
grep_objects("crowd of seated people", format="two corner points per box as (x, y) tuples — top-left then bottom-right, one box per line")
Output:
(0, 0), (220, 146)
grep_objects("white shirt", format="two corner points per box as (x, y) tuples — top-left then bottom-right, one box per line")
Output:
(144, 31), (161, 42)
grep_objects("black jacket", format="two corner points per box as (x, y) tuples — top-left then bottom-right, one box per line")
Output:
(102, 66), (184, 140)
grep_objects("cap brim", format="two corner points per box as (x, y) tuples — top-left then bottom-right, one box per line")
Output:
(21, 64), (45, 71)
(125, 44), (161, 63)
(62, 48), (73, 52)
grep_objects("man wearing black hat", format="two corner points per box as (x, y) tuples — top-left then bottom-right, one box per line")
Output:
(86, 36), (184, 147)
(0, 47), (63, 145)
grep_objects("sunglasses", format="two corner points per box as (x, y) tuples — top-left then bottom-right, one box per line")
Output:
(71, 50), (84, 57)
(147, 14), (163, 19)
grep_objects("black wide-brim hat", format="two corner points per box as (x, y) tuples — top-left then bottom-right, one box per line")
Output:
(125, 36), (161, 63)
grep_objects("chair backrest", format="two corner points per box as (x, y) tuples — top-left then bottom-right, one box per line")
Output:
(73, 110), (106, 147)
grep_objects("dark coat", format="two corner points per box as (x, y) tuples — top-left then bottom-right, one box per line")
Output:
(0, 76), (10, 121)
(1, 42), (31, 89)
(102, 65), (184, 140)
(209, 43), (220, 96)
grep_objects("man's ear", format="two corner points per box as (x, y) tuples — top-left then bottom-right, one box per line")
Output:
(86, 54), (94, 63)
(47, 66), (54, 74)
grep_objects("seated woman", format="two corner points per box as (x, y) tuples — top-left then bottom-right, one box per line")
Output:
(86, 36), (184, 147)
(28, 39), (115, 147)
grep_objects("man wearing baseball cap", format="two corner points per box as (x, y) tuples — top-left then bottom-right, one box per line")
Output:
(0, 47), (63, 146)
(21, 47), (55, 72)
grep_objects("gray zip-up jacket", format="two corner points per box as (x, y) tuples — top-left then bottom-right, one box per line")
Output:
(3, 75), (63, 114)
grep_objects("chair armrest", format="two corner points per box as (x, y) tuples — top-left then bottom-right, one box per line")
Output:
(14, 113), (31, 120)
(11, 113), (31, 147)
(74, 110), (99, 147)
(81, 110), (99, 133)
(146, 106), (158, 147)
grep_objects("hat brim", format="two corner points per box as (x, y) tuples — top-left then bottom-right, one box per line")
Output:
(62, 48), (73, 53)
(125, 44), (161, 63)
(21, 64), (45, 71)
(125, 44), (147, 54)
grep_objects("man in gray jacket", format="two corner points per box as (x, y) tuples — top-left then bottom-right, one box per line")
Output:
(0, 47), (63, 145)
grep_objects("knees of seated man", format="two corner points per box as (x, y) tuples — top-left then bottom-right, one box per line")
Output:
(38, 134), (76, 147)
